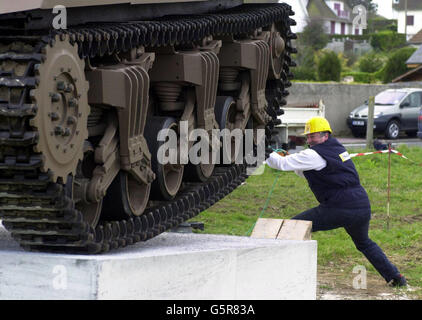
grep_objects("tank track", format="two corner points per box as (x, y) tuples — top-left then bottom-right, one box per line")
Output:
(0, 3), (296, 253)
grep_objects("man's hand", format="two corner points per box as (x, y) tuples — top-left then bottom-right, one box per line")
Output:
(276, 149), (289, 157)
(266, 148), (289, 160)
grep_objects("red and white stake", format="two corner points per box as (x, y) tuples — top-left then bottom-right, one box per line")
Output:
(387, 143), (391, 230)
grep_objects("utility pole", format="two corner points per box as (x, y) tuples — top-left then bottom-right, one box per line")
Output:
(405, 0), (408, 41)
(387, 142), (392, 230)
(366, 96), (375, 149)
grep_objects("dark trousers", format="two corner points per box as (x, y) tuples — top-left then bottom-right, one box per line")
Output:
(292, 205), (400, 283)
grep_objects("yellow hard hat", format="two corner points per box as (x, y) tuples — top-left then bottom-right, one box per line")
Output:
(303, 117), (332, 135)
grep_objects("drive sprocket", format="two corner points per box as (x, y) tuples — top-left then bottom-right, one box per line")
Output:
(30, 35), (90, 182)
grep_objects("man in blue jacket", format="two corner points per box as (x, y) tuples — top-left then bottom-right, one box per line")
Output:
(266, 116), (407, 287)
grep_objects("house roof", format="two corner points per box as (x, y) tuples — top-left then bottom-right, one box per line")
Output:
(307, 0), (353, 23)
(393, 0), (422, 11)
(406, 45), (422, 65)
(392, 65), (422, 82)
(409, 28), (422, 44)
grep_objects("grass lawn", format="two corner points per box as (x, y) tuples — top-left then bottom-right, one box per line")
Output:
(191, 144), (422, 299)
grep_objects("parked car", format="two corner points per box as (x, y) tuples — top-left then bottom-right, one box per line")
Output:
(347, 88), (422, 139)
(418, 106), (422, 139)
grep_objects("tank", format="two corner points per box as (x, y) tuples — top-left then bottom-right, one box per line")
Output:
(0, 0), (297, 253)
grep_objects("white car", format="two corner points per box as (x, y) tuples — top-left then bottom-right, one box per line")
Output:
(347, 88), (422, 139)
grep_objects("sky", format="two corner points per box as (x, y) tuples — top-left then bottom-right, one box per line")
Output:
(372, 0), (395, 19)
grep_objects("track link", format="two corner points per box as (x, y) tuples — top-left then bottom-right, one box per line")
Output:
(0, 3), (296, 253)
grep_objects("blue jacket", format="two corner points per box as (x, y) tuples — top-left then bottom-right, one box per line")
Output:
(303, 137), (370, 208)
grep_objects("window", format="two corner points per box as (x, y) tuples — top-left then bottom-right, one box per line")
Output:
(355, 28), (359, 35)
(341, 23), (345, 34)
(406, 15), (414, 26)
(375, 91), (407, 105)
(401, 96), (410, 107)
(334, 3), (340, 15)
(331, 21), (335, 34)
(409, 92), (421, 107)
(401, 92), (421, 108)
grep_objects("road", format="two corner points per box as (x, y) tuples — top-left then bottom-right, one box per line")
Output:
(287, 136), (422, 154)
(337, 136), (422, 149)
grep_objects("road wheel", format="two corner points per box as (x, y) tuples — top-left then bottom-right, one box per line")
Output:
(145, 117), (184, 200)
(385, 120), (400, 139)
(214, 96), (242, 164)
(101, 171), (151, 220)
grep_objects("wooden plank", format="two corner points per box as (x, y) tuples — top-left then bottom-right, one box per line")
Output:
(250, 218), (284, 239)
(277, 219), (312, 241)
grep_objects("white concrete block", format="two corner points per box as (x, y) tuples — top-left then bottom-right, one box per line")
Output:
(0, 224), (317, 300)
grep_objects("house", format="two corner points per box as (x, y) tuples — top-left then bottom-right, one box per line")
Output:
(280, 0), (309, 33)
(406, 45), (422, 68)
(283, 0), (363, 36)
(300, 0), (370, 54)
(307, 0), (362, 35)
(392, 0), (422, 41)
(408, 27), (422, 47)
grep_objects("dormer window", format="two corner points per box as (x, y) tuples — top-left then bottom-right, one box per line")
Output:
(334, 3), (340, 15)
(332, 1), (349, 19)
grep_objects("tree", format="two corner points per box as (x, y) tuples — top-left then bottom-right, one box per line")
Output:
(293, 46), (318, 80)
(298, 19), (329, 51)
(344, 0), (378, 15)
(294, 19), (329, 81)
(382, 47), (417, 83)
(358, 52), (385, 73)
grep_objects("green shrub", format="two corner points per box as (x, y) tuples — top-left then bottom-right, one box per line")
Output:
(373, 66), (386, 82)
(292, 65), (317, 81)
(382, 47), (417, 83)
(358, 52), (385, 73)
(317, 50), (342, 81)
(370, 30), (406, 52)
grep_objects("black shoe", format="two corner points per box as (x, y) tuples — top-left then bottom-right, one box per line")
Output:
(389, 274), (407, 287)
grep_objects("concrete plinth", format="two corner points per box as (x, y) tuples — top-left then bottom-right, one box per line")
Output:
(0, 224), (317, 300)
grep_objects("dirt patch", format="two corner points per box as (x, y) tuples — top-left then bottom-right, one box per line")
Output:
(399, 214), (422, 224)
(316, 266), (415, 300)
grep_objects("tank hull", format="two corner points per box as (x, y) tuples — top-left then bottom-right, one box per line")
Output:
(0, 2), (296, 253)
(1, 0), (278, 14)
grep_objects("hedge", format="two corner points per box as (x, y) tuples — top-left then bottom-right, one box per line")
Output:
(342, 71), (378, 83)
